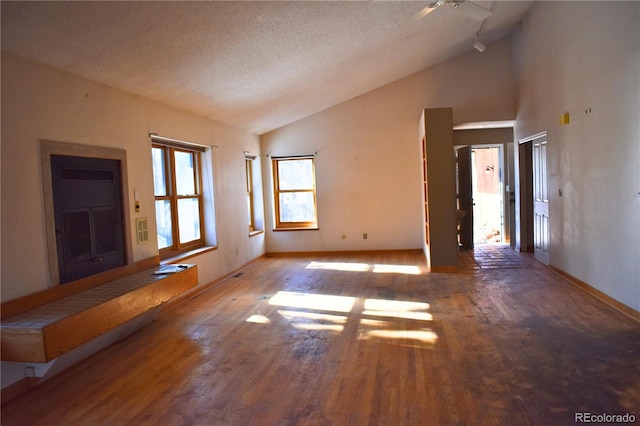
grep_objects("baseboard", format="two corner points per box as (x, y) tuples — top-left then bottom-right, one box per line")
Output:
(429, 265), (459, 273)
(1, 377), (39, 405)
(265, 249), (424, 257)
(550, 265), (640, 323)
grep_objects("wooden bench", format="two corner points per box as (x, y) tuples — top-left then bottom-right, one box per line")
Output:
(1, 263), (197, 363)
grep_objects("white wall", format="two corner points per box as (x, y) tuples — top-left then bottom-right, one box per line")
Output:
(1, 52), (266, 302)
(261, 37), (517, 253)
(512, 1), (640, 311)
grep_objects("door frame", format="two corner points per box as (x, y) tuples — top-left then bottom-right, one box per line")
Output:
(532, 135), (550, 265)
(456, 143), (509, 247)
(516, 131), (549, 262)
(471, 144), (506, 245)
(41, 140), (133, 287)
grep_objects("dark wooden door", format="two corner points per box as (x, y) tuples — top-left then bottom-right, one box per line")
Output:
(51, 155), (126, 283)
(456, 146), (474, 249)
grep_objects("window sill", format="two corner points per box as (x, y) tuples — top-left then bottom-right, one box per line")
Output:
(161, 246), (218, 265)
(249, 230), (264, 237)
(273, 227), (319, 232)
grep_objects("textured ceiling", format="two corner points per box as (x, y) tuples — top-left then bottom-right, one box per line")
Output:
(1, 1), (534, 135)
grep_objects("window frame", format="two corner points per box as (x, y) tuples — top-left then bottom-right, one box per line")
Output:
(272, 156), (318, 230)
(152, 143), (205, 257)
(246, 157), (256, 233)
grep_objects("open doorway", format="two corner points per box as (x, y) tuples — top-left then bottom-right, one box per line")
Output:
(471, 146), (504, 244)
(456, 144), (506, 249)
(454, 126), (514, 251)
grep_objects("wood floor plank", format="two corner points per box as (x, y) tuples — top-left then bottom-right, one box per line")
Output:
(2, 250), (639, 425)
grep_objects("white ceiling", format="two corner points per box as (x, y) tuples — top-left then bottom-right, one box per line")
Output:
(1, 1), (534, 135)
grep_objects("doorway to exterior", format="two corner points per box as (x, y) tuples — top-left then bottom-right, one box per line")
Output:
(471, 146), (504, 244)
(456, 145), (505, 249)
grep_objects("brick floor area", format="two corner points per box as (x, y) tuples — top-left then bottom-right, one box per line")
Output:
(459, 243), (537, 270)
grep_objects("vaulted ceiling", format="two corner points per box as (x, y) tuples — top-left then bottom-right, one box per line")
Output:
(1, 1), (534, 135)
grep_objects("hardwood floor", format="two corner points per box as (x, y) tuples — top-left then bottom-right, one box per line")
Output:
(2, 248), (639, 425)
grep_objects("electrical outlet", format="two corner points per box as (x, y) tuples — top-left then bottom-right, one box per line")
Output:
(363, 233), (368, 240)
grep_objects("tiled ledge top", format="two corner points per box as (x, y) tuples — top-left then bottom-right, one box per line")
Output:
(1, 264), (195, 329)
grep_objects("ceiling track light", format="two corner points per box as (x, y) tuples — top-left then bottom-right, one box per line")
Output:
(471, 0), (493, 53)
(473, 37), (486, 53)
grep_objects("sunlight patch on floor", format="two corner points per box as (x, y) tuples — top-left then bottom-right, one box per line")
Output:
(246, 314), (271, 324)
(358, 318), (390, 327)
(362, 298), (432, 321)
(291, 323), (345, 332)
(358, 329), (438, 343)
(362, 310), (433, 321)
(372, 264), (422, 275)
(305, 261), (423, 275)
(269, 291), (356, 313)
(278, 310), (348, 333)
(278, 310), (349, 324)
(306, 261), (369, 272)
(264, 290), (437, 346)
(364, 298), (430, 312)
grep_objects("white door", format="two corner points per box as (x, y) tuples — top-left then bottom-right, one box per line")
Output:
(532, 136), (549, 265)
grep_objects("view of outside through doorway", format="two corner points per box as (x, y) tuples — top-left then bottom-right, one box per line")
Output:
(471, 147), (503, 243)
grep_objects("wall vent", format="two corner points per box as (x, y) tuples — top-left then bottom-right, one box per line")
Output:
(136, 218), (149, 244)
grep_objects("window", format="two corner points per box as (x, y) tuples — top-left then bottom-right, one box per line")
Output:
(246, 158), (256, 232)
(245, 155), (264, 235)
(272, 156), (318, 230)
(152, 144), (204, 255)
